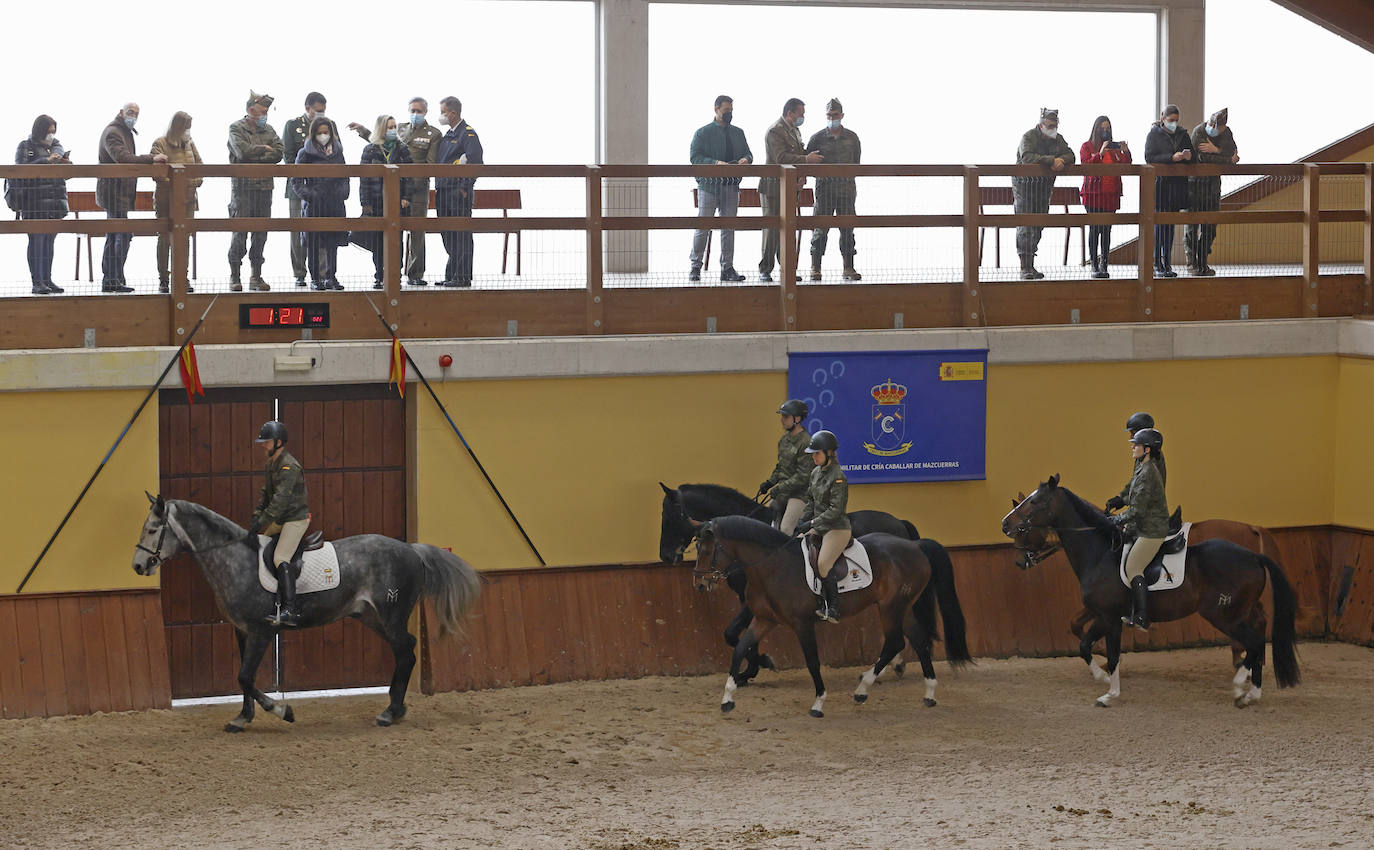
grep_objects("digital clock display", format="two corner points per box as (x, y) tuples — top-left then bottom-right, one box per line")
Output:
(238, 303), (330, 329)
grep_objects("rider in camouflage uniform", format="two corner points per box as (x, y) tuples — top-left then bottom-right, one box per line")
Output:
(1113, 428), (1169, 631)
(249, 420), (311, 627)
(757, 399), (812, 535)
(805, 98), (862, 281)
(1105, 411), (1167, 512)
(797, 430), (850, 623)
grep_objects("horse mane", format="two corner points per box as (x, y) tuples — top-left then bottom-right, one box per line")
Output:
(679, 483), (764, 518)
(708, 514), (792, 549)
(1056, 486), (1117, 534)
(167, 499), (244, 538)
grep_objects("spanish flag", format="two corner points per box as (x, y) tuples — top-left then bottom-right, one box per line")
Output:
(388, 337), (407, 398)
(178, 342), (205, 405)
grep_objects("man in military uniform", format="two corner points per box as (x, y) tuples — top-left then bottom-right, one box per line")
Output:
(226, 92), (283, 292)
(805, 97), (862, 281)
(435, 96), (484, 287)
(1186, 107), (1239, 276)
(248, 420), (311, 628)
(283, 93), (338, 287)
(348, 97), (443, 285)
(1013, 108), (1075, 280)
(756, 399), (811, 535)
(758, 98), (823, 283)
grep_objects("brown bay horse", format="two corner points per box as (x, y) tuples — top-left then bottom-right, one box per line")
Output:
(1003, 475), (1299, 708)
(692, 515), (971, 718)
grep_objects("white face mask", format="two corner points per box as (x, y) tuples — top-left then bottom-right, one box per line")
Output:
(1040, 125), (1057, 138)
(315, 133), (331, 146)
(43, 133), (55, 145)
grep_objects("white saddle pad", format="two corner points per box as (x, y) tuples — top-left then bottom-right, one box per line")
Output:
(258, 540), (341, 595)
(1120, 523), (1189, 591)
(803, 537), (874, 595)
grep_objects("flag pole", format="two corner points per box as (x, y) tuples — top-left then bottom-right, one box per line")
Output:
(364, 295), (546, 567)
(16, 296), (221, 593)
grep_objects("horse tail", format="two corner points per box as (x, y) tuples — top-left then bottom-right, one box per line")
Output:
(1259, 553), (1301, 688)
(900, 519), (921, 541)
(411, 544), (482, 639)
(917, 539), (972, 667)
(1253, 525), (1281, 559)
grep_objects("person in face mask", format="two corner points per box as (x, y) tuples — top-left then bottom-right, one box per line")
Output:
(226, 91), (284, 292)
(1144, 104), (1194, 278)
(1079, 115), (1132, 279)
(434, 95), (485, 287)
(289, 117), (349, 290)
(10, 114), (70, 294)
(688, 95), (753, 283)
(1013, 108), (1076, 280)
(804, 97), (862, 281)
(284, 93), (339, 286)
(759, 97), (822, 283)
(151, 111), (204, 294)
(1185, 107), (1238, 277)
(351, 115), (415, 289)
(347, 98), (442, 286)
(96, 102), (169, 293)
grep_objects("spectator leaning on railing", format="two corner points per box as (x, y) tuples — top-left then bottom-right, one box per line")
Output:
(688, 94), (752, 283)
(351, 115), (415, 290)
(1013, 107), (1075, 281)
(9, 115), (69, 294)
(284, 93), (337, 287)
(227, 91), (284, 293)
(96, 103), (168, 293)
(1186, 107), (1238, 277)
(805, 97), (862, 282)
(150, 111), (202, 294)
(759, 98), (821, 284)
(1079, 115), (1131, 280)
(1144, 103), (1193, 278)
(290, 117), (349, 291)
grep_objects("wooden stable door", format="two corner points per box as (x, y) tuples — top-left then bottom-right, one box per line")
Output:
(158, 385), (406, 698)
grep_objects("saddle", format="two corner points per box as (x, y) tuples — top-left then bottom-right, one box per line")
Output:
(802, 534), (873, 594)
(1119, 521), (1190, 591)
(263, 530), (324, 578)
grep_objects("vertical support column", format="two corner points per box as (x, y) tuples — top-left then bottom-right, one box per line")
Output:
(1159, 4), (1205, 133)
(779, 165), (798, 331)
(962, 167), (982, 327)
(1137, 166), (1156, 322)
(1303, 163), (1321, 318)
(382, 164), (403, 332)
(1364, 163), (1373, 314)
(586, 166), (605, 334)
(168, 164), (190, 343)
(598, 0), (649, 273)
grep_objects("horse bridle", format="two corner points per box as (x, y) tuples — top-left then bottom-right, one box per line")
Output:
(135, 511), (247, 573)
(691, 522), (797, 588)
(1006, 492), (1113, 567)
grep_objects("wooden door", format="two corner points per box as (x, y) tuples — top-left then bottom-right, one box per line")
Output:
(158, 385), (406, 698)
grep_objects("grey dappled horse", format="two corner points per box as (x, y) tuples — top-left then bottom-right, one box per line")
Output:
(133, 494), (480, 730)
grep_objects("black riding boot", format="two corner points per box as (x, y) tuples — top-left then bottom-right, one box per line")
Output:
(817, 571), (841, 624)
(1124, 576), (1150, 631)
(268, 563), (300, 628)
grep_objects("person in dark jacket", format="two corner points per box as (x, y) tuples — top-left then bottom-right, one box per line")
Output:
(1114, 428), (1169, 631)
(1105, 411), (1167, 512)
(12, 115), (69, 294)
(688, 95), (752, 282)
(434, 95), (484, 287)
(284, 93), (338, 286)
(353, 115), (414, 289)
(1143, 104), (1193, 278)
(1014, 108), (1075, 280)
(1079, 115), (1132, 280)
(96, 103), (168, 293)
(1186, 107), (1239, 276)
(289, 117), (349, 290)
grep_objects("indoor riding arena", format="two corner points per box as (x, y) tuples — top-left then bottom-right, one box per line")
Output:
(4, 2), (1374, 848)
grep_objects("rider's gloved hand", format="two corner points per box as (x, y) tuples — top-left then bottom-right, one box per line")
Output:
(245, 521), (260, 549)
(1104, 495), (1125, 512)
(795, 520), (812, 535)
(757, 481), (771, 497)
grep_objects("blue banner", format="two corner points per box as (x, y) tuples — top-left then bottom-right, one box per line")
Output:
(787, 349), (988, 483)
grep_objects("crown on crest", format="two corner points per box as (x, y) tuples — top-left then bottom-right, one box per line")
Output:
(870, 378), (907, 405)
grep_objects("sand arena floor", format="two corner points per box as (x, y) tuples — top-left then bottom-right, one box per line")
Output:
(2, 642), (1371, 850)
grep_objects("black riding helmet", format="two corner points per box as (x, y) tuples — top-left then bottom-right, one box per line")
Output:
(1125, 411), (1154, 434)
(805, 430), (839, 453)
(777, 399), (809, 419)
(1130, 428), (1163, 450)
(255, 420), (288, 444)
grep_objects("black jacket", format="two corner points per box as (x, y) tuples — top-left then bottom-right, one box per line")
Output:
(1144, 124), (1194, 211)
(358, 142), (414, 214)
(10, 138), (69, 218)
(290, 138), (350, 216)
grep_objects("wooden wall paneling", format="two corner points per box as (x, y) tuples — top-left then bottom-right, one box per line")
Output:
(0, 597), (25, 718)
(1330, 529), (1374, 645)
(602, 288), (779, 335)
(36, 598), (68, 716)
(14, 599), (48, 717)
(363, 400), (384, 469)
(100, 595), (134, 709)
(56, 596), (91, 715)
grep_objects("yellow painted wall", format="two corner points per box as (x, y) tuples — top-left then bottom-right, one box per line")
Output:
(415, 357), (1339, 569)
(1334, 356), (1374, 529)
(0, 390), (160, 593)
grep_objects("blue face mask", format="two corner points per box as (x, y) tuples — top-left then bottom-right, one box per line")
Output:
(123, 115), (137, 130)
(826, 119), (840, 130)
(1163, 120), (1179, 133)
(385, 129), (399, 142)
(255, 116), (268, 129)
(1206, 124), (1220, 138)
(793, 114), (804, 128)
(410, 113), (424, 126)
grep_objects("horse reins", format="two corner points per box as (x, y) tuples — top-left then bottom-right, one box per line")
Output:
(692, 524), (798, 586)
(136, 513), (250, 572)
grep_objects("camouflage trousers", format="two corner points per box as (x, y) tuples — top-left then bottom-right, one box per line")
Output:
(1012, 177), (1054, 257)
(1184, 177), (1222, 268)
(811, 180), (857, 263)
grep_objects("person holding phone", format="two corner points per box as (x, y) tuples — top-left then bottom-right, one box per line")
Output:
(1079, 115), (1131, 279)
(11, 115), (69, 294)
(1144, 104), (1193, 278)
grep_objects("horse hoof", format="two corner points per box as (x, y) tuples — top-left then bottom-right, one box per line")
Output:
(809, 709), (824, 719)
(281, 706), (295, 723)
(377, 713), (393, 727)
(923, 698), (937, 708)
(1234, 697), (1250, 709)
(892, 661), (906, 680)
(758, 654), (776, 671)
(721, 701), (734, 714)
(854, 693), (867, 704)
(224, 722), (246, 733)
(1095, 699), (1111, 708)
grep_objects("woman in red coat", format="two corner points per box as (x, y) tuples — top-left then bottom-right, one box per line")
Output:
(1080, 115), (1132, 279)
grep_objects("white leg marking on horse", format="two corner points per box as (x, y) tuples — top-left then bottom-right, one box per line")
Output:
(721, 675), (737, 706)
(924, 677), (938, 702)
(810, 691), (827, 717)
(227, 716), (247, 729)
(1237, 684), (1262, 707)
(1089, 658), (1110, 683)
(854, 668), (877, 700)
(271, 702), (288, 719)
(1096, 666), (1121, 707)
(1232, 664), (1250, 699)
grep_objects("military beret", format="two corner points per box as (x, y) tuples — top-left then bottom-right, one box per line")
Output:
(249, 90), (274, 109)
(1210, 107), (1228, 126)
(827, 98), (843, 112)
(1040, 107), (1058, 122)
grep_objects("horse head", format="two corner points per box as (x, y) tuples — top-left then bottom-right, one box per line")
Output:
(690, 519), (723, 592)
(658, 483), (704, 565)
(133, 491), (180, 576)
(1001, 474), (1062, 570)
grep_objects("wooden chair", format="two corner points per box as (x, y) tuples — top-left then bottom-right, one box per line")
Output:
(67, 190), (198, 282)
(977, 185), (1085, 268)
(416, 188), (523, 274)
(690, 186), (815, 270)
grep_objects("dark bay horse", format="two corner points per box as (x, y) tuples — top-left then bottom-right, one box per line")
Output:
(133, 495), (480, 730)
(658, 482), (923, 683)
(1003, 475), (1299, 708)
(693, 516), (971, 717)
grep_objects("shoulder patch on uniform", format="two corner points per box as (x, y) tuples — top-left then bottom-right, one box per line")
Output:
(836, 477), (847, 484)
